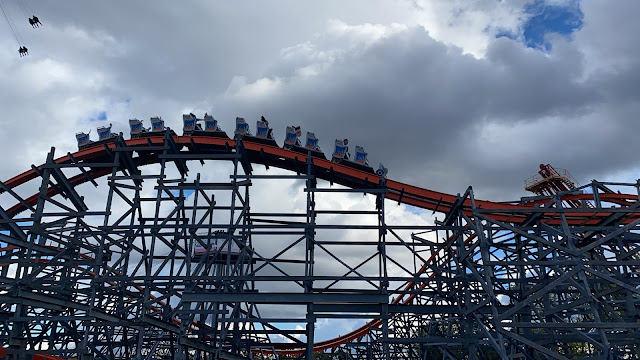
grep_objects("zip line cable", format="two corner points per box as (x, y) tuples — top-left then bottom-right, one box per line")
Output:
(18, 0), (40, 29)
(16, 0), (36, 23)
(15, 0), (29, 19)
(7, 2), (25, 44)
(0, 0), (23, 45)
(3, 0), (25, 44)
(19, 0), (34, 16)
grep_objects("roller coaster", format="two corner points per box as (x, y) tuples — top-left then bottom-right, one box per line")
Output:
(1, 115), (639, 359)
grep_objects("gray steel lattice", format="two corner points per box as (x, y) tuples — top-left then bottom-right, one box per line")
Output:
(0, 131), (638, 359)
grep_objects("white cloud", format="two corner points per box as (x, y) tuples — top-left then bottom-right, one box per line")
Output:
(326, 19), (409, 45)
(225, 76), (283, 100)
(408, 0), (528, 57)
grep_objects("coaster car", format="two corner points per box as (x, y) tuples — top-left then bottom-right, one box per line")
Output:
(183, 114), (228, 138)
(97, 124), (118, 142)
(75, 131), (93, 150)
(130, 117), (175, 139)
(128, 118), (147, 138)
(331, 139), (374, 173)
(283, 126), (302, 148)
(234, 117), (251, 136)
(76, 123), (118, 150)
(283, 126), (326, 159)
(193, 230), (241, 262)
(234, 117), (277, 146)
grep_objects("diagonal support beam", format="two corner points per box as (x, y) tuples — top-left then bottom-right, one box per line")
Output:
(0, 205), (26, 240)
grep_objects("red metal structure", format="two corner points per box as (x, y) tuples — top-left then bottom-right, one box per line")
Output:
(0, 347), (63, 360)
(525, 163), (588, 208)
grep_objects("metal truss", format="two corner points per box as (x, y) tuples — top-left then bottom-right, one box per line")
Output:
(338, 186), (640, 359)
(0, 131), (639, 359)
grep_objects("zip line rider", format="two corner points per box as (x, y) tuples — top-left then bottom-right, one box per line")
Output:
(32, 15), (41, 27)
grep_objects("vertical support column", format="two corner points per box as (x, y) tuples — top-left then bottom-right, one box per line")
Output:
(228, 142), (242, 355)
(179, 172), (200, 360)
(82, 147), (123, 359)
(449, 192), (478, 360)
(376, 178), (390, 360)
(9, 148), (55, 360)
(305, 154), (317, 360)
(469, 189), (507, 359)
(137, 135), (171, 359)
(176, 139), (255, 358)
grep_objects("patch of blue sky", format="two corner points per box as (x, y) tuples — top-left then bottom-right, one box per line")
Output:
(402, 204), (426, 216)
(494, 29), (517, 41)
(523, 0), (583, 50)
(89, 111), (108, 122)
(315, 319), (366, 342)
(497, 0), (583, 51)
(169, 189), (195, 199)
(0, 221), (33, 246)
(0, 230), (7, 247)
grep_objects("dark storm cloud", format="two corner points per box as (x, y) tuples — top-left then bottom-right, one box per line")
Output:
(484, 37), (597, 118)
(216, 8), (640, 201)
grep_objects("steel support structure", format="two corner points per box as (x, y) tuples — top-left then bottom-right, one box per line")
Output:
(338, 185), (640, 359)
(0, 133), (639, 359)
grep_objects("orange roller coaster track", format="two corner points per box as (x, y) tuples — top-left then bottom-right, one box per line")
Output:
(3, 136), (637, 224)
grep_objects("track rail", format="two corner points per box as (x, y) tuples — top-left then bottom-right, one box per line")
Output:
(3, 136), (637, 224)
(2, 134), (639, 355)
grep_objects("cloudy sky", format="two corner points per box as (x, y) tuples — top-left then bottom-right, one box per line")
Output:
(1, 0), (640, 343)
(1, 0), (639, 200)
